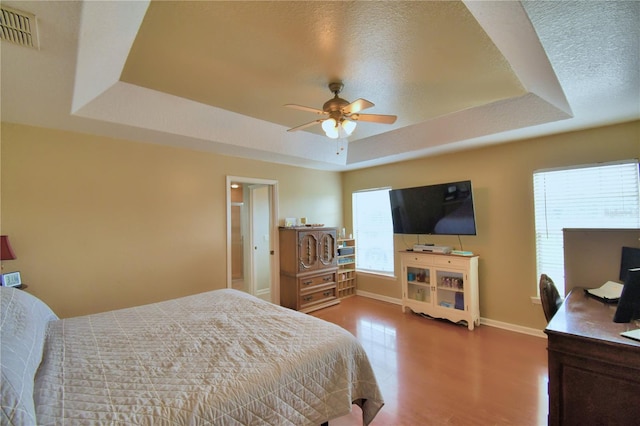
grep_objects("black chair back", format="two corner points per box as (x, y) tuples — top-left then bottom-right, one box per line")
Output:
(540, 274), (563, 322)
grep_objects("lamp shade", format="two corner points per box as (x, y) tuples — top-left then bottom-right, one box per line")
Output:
(322, 118), (337, 132)
(322, 118), (339, 139)
(0, 235), (16, 260)
(322, 118), (357, 139)
(341, 119), (357, 136)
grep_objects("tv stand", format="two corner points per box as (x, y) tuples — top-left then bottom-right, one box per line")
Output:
(401, 251), (479, 330)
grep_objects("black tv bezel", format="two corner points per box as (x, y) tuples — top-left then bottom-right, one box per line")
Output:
(389, 180), (477, 236)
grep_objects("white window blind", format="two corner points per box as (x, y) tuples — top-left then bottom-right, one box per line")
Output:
(352, 188), (394, 274)
(533, 160), (640, 294)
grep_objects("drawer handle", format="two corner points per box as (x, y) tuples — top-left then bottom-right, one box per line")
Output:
(323, 276), (332, 282)
(323, 290), (332, 297)
(302, 280), (313, 285)
(303, 295), (313, 302)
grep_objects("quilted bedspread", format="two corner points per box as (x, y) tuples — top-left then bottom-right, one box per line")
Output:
(33, 289), (383, 425)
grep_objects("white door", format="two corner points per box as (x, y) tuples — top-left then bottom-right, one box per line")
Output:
(250, 185), (271, 301)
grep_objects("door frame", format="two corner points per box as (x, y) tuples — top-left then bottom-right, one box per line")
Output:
(226, 176), (280, 304)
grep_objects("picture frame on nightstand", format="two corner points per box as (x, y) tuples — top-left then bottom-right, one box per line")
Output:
(1, 271), (22, 287)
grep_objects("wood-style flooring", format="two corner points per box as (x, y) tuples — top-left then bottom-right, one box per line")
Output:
(311, 296), (549, 426)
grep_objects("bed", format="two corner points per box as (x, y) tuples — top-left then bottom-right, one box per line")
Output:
(1, 287), (383, 425)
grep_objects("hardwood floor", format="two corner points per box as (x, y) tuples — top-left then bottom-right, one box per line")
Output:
(311, 296), (549, 426)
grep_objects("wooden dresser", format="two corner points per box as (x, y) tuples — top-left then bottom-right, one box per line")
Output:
(279, 227), (339, 313)
(544, 288), (640, 425)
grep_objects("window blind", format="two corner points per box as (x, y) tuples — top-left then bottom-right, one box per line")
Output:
(352, 188), (394, 274)
(533, 160), (640, 294)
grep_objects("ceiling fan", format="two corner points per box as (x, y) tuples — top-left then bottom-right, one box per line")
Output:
(285, 82), (397, 139)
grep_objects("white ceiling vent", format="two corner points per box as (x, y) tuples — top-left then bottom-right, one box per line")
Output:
(0, 6), (38, 49)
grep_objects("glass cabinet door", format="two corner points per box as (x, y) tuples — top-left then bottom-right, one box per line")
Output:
(406, 265), (431, 303)
(436, 270), (465, 310)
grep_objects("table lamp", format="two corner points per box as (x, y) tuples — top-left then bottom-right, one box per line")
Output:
(1, 235), (17, 270)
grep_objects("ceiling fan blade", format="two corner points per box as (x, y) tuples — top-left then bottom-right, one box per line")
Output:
(342, 98), (375, 115)
(287, 119), (324, 132)
(351, 113), (397, 124)
(284, 104), (327, 115)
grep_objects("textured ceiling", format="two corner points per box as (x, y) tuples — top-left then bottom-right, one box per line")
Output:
(0, 1), (638, 171)
(121, 1), (525, 140)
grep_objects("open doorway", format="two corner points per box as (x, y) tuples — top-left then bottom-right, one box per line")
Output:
(226, 176), (279, 303)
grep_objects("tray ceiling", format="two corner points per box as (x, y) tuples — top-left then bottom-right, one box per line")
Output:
(1, 1), (638, 170)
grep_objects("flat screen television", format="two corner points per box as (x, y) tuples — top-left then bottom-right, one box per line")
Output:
(389, 180), (477, 235)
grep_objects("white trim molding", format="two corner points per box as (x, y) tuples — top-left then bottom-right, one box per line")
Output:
(356, 291), (547, 338)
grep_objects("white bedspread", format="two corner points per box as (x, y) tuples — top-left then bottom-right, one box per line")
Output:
(34, 289), (383, 425)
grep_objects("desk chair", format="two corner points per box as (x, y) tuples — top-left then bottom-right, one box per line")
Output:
(540, 274), (563, 322)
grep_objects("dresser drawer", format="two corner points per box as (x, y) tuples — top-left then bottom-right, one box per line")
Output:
(434, 256), (467, 268)
(298, 272), (336, 290)
(299, 285), (337, 309)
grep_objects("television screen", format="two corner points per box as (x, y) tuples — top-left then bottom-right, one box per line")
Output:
(389, 180), (477, 235)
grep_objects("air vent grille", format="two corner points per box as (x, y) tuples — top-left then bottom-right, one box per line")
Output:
(0, 6), (37, 48)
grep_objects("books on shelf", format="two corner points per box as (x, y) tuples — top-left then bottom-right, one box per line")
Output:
(585, 280), (624, 303)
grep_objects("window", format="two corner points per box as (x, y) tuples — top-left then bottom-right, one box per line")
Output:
(533, 160), (640, 294)
(352, 188), (394, 275)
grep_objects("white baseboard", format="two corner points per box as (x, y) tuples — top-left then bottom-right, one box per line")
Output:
(355, 290), (402, 305)
(355, 290), (547, 339)
(479, 318), (547, 338)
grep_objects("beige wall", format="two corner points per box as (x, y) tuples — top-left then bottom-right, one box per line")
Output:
(2, 121), (638, 329)
(1, 123), (342, 318)
(343, 120), (640, 330)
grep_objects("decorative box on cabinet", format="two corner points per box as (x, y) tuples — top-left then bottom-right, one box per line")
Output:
(279, 227), (339, 313)
(337, 238), (356, 298)
(401, 251), (479, 330)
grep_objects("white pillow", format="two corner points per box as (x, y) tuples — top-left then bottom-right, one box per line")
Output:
(1, 286), (58, 425)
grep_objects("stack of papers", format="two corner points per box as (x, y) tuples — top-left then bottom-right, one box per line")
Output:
(621, 329), (640, 342)
(585, 281), (624, 302)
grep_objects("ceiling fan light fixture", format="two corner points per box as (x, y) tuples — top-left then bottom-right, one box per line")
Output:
(321, 118), (337, 134)
(321, 118), (355, 139)
(341, 119), (357, 136)
(325, 130), (339, 139)
(326, 126), (339, 139)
